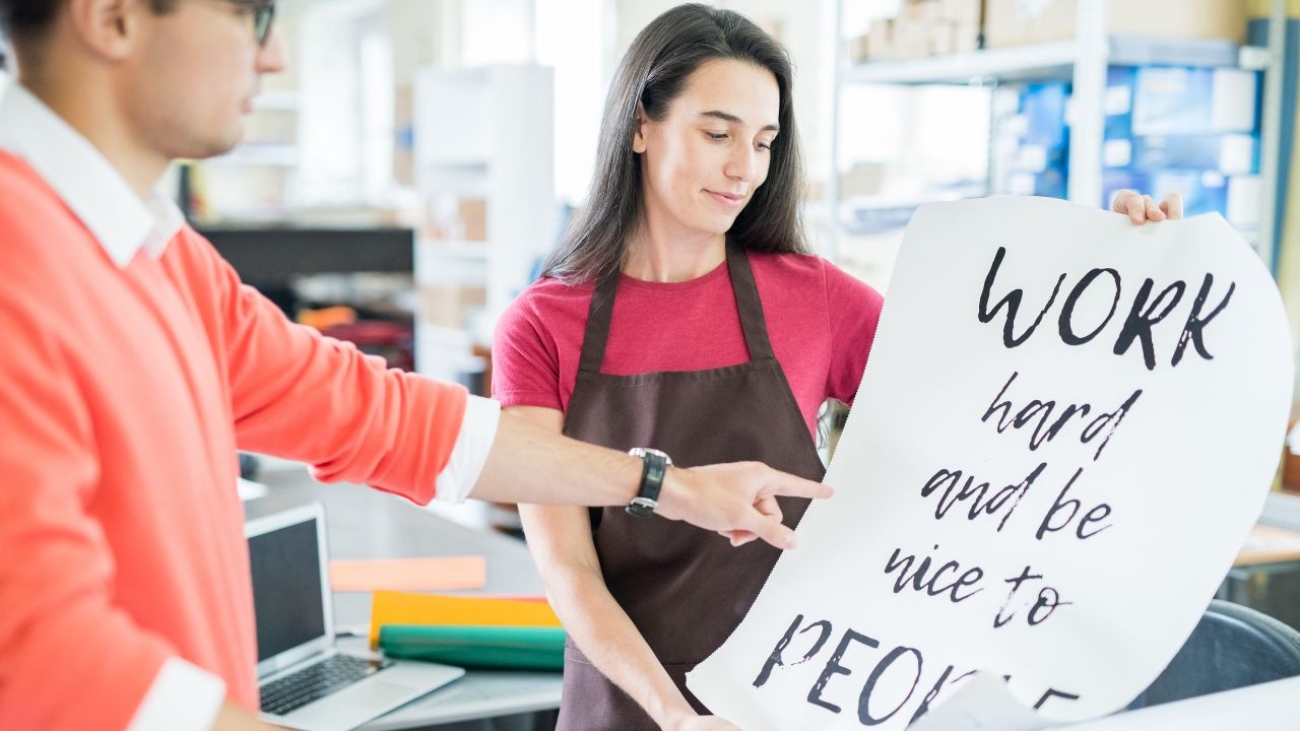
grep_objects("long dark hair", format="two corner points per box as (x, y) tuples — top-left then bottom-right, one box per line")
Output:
(542, 3), (809, 283)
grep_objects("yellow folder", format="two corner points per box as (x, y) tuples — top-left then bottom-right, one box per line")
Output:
(368, 590), (561, 648)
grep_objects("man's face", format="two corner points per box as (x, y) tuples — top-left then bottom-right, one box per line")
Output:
(124, 0), (284, 160)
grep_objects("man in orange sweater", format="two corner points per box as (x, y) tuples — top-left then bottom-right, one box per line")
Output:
(0, 2), (837, 729)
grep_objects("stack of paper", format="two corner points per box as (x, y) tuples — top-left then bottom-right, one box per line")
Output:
(330, 556), (487, 592)
(370, 591), (566, 670)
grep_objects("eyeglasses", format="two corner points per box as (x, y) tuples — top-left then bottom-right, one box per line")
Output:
(220, 0), (276, 46)
(248, 0), (276, 47)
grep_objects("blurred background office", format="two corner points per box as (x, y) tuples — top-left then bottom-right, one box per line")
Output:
(4, 0), (1300, 629)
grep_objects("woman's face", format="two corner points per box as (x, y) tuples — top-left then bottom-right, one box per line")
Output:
(634, 58), (780, 243)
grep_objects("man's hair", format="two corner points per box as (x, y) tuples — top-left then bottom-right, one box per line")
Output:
(0, 0), (178, 48)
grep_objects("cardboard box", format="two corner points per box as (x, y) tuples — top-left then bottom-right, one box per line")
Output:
(1103, 67), (1136, 138)
(887, 0), (982, 57)
(1227, 175), (1264, 230)
(458, 198), (487, 242)
(952, 21), (982, 54)
(849, 33), (875, 63)
(1132, 67), (1259, 136)
(876, 1), (982, 59)
(930, 23), (958, 56)
(1035, 167), (1069, 198)
(984, 0), (1248, 48)
(864, 19), (895, 60)
(928, 21), (981, 56)
(419, 283), (487, 329)
(939, 0), (984, 26)
(1106, 168), (1252, 224)
(393, 85), (414, 186)
(1151, 169), (1230, 219)
(904, 0), (942, 24)
(893, 21), (935, 58)
(1020, 82), (1070, 148)
(1125, 133), (1259, 175)
(998, 82), (1070, 198)
(1101, 168), (1151, 209)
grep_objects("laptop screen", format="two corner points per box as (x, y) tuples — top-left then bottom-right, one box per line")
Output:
(248, 515), (329, 662)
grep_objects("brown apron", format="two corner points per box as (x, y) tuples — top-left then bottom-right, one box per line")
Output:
(556, 246), (827, 730)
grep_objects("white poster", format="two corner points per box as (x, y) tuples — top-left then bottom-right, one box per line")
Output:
(687, 197), (1293, 730)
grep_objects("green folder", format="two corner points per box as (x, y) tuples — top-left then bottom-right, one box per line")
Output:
(378, 624), (567, 670)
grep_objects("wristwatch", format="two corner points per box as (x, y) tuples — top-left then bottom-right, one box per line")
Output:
(626, 447), (673, 517)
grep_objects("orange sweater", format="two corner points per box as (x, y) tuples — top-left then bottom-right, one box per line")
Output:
(0, 152), (467, 729)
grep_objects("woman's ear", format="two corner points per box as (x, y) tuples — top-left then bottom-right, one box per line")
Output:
(631, 102), (648, 154)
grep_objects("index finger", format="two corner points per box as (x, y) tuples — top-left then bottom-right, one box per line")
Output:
(720, 529), (759, 547)
(762, 472), (834, 501)
(1110, 189), (1142, 222)
(1142, 195), (1166, 222)
(742, 511), (799, 550)
(1161, 193), (1184, 220)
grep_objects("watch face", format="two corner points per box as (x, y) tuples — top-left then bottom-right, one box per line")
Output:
(628, 447), (673, 466)
(626, 497), (657, 517)
(643, 448), (671, 465)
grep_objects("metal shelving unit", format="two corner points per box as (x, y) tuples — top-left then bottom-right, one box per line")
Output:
(1257, 0), (1291, 272)
(842, 40), (1076, 84)
(412, 63), (555, 382)
(826, 1), (1288, 268)
(842, 37), (1241, 86)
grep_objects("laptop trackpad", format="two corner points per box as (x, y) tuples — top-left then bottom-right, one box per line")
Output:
(338, 680), (421, 708)
(279, 677), (428, 731)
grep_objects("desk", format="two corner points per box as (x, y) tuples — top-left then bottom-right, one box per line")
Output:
(1220, 522), (1300, 632)
(1236, 522), (1300, 567)
(1044, 675), (1300, 730)
(246, 462), (562, 731)
(246, 476), (1299, 730)
(198, 226), (415, 315)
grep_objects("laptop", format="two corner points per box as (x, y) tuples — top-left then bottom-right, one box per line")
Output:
(246, 503), (465, 731)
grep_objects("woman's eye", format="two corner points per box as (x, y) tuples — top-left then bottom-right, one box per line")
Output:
(705, 132), (729, 141)
(756, 140), (773, 151)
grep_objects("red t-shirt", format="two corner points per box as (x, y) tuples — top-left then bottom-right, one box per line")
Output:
(492, 252), (885, 438)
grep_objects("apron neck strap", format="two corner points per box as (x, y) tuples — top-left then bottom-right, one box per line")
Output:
(725, 245), (776, 362)
(578, 268), (621, 375)
(577, 245), (777, 375)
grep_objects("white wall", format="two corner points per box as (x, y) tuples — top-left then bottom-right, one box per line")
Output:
(393, 0), (612, 207)
(297, 0), (373, 204)
(388, 0), (460, 87)
(537, 0), (613, 204)
(462, 0), (536, 65)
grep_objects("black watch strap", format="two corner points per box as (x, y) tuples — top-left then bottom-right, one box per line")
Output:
(626, 448), (672, 517)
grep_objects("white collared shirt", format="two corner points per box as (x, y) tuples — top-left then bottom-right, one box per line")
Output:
(0, 81), (499, 730)
(0, 83), (185, 266)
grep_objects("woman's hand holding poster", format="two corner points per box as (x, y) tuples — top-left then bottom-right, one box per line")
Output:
(687, 196), (1293, 730)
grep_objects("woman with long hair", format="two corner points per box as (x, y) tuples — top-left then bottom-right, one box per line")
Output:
(492, 5), (1177, 729)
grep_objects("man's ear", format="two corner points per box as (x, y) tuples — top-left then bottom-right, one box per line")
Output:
(64, 0), (144, 62)
(631, 102), (649, 155)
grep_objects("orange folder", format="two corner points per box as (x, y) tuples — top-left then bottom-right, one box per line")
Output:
(369, 590), (560, 648)
(330, 556), (487, 593)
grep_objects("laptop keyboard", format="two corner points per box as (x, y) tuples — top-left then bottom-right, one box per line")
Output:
(260, 654), (395, 716)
